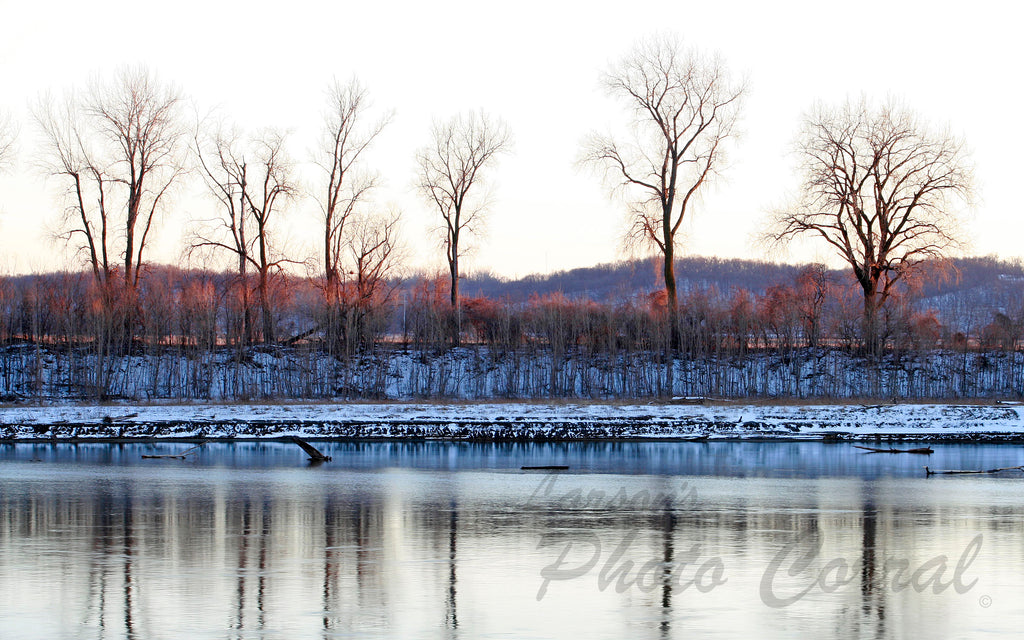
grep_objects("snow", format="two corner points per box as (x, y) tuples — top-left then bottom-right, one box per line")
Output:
(1, 401), (1023, 441)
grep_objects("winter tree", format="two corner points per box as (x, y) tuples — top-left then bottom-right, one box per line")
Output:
(0, 110), (15, 171)
(193, 123), (297, 344)
(315, 77), (391, 302)
(34, 67), (187, 290)
(416, 111), (510, 344)
(582, 34), (744, 352)
(768, 98), (973, 354)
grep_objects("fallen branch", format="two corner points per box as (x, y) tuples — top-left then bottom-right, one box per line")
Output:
(102, 413), (140, 424)
(925, 465), (1024, 476)
(522, 465), (569, 470)
(669, 397), (706, 405)
(282, 324), (321, 346)
(854, 445), (933, 454)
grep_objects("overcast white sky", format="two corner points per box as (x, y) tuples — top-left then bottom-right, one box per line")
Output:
(0, 0), (1021, 278)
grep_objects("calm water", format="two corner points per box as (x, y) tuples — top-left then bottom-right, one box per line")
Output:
(2, 440), (1024, 639)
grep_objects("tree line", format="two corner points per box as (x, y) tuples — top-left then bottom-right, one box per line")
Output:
(0, 259), (1020, 400)
(0, 34), (986, 399)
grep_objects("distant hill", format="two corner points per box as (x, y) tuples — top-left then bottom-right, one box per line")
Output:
(8, 254), (1024, 327)
(455, 255), (1024, 326)
(459, 257), (810, 302)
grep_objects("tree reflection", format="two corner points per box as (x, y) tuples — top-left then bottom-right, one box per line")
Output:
(232, 497), (251, 635)
(322, 494), (338, 635)
(660, 508), (676, 640)
(446, 498), (458, 633)
(0, 448), (1021, 639)
(858, 491), (886, 638)
(123, 492), (136, 640)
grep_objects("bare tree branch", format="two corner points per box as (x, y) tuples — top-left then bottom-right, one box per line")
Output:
(348, 209), (403, 305)
(0, 109), (16, 172)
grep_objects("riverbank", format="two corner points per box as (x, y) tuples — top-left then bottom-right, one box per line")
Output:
(2, 345), (1023, 403)
(2, 400), (1024, 442)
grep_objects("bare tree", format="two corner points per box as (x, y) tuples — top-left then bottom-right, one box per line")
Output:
(0, 109), (16, 171)
(768, 98), (973, 354)
(193, 123), (297, 344)
(347, 210), (402, 306)
(314, 77), (392, 301)
(416, 110), (510, 344)
(582, 34), (744, 352)
(585, 36), (745, 354)
(795, 263), (833, 349)
(34, 67), (186, 290)
(329, 210), (403, 352)
(582, 35), (743, 398)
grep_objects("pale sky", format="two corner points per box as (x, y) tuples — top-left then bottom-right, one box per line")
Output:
(0, 0), (1021, 278)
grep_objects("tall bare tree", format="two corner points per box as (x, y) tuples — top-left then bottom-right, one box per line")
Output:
(768, 98), (973, 353)
(314, 77), (392, 302)
(583, 34), (744, 352)
(35, 67), (186, 290)
(193, 123), (297, 344)
(416, 111), (510, 333)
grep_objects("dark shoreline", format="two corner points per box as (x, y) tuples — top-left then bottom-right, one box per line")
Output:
(4, 420), (1024, 444)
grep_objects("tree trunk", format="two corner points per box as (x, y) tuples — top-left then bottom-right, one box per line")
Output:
(449, 253), (459, 309)
(663, 242), (678, 398)
(257, 221), (274, 344)
(664, 249), (680, 352)
(862, 282), (881, 357)
(449, 251), (461, 347)
(259, 269), (273, 344)
(324, 220), (334, 301)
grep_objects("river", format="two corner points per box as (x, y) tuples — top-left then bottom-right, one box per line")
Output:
(1, 440), (1022, 638)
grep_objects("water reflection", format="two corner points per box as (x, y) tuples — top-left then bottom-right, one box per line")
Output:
(860, 489), (885, 639)
(6, 439), (1024, 478)
(0, 442), (1023, 638)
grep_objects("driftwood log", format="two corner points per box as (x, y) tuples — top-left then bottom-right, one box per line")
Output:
(925, 465), (1024, 476)
(141, 441), (208, 460)
(854, 445), (933, 454)
(289, 436), (332, 462)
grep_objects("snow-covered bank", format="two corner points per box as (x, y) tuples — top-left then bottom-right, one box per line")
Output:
(3, 345), (1024, 402)
(2, 401), (1024, 442)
